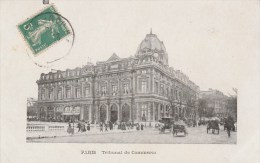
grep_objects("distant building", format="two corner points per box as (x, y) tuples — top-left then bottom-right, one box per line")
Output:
(35, 31), (200, 123)
(200, 89), (228, 118)
(27, 98), (37, 119)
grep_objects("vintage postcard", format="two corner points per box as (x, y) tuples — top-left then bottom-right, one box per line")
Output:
(0, 1), (259, 163)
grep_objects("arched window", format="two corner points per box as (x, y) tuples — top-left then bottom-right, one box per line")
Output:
(84, 85), (90, 97)
(66, 88), (71, 98)
(57, 88), (62, 99)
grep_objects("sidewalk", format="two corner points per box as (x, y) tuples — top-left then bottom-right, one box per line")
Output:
(26, 127), (138, 140)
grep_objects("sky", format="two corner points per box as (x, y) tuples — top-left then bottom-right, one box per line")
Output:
(1, 1), (259, 98)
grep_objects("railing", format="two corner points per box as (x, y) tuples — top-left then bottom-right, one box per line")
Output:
(27, 123), (67, 132)
(27, 126), (45, 132)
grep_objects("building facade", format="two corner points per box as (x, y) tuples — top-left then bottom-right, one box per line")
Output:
(200, 88), (228, 118)
(36, 31), (200, 124)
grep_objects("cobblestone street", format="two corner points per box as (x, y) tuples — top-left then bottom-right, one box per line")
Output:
(29, 125), (236, 144)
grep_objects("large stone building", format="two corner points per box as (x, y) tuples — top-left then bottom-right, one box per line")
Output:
(36, 31), (200, 124)
(200, 88), (228, 118)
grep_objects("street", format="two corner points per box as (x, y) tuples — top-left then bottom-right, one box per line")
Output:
(28, 125), (236, 144)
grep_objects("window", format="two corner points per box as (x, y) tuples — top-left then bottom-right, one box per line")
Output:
(75, 88), (80, 98)
(160, 84), (164, 95)
(49, 90), (53, 100)
(66, 88), (71, 98)
(123, 83), (129, 94)
(85, 86), (90, 97)
(141, 104), (147, 121)
(160, 105), (164, 118)
(57, 89), (62, 99)
(41, 90), (45, 100)
(101, 86), (107, 96)
(166, 106), (170, 117)
(112, 85), (117, 96)
(166, 88), (169, 97)
(141, 81), (146, 93)
(155, 82), (158, 94)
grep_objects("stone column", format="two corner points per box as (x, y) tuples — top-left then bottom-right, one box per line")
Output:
(80, 105), (84, 121)
(95, 103), (99, 123)
(153, 102), (155, 121)
(118, 102), (122, 122)
(44, 106), (48, 121)
(136, 103), (139, 122)
(88, 105), (92, 122)
(150, 68), (154, 93)
(107, 101), (110, 122)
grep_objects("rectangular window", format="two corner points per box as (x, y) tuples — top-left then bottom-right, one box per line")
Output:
(75, 88), (80, 98)
(58, 89), (62, 99)
(49, 90), (53, 100)
(123, 83), (129, 94)
(155, 82), (158, 94)
(101, 86), (107, 96)
(66, 89), (71, 98)
(141, 81), (146, 93)
(112, 85), (117, 96)
(41, 91), (45, 100)
(160, 85), (164, 95)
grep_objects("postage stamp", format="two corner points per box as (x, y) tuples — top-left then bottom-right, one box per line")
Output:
(18, 5), (71, 55)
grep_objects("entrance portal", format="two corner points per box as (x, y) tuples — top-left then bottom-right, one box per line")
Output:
(100, 105), (107, 123)
(110, 104), (118, 123)
(122, 104), (130, 122)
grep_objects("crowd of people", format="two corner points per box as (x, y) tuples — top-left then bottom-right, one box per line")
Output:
(66, 120), (148, 135)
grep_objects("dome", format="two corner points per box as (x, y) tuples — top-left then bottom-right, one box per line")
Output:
(136, 32), (166, 55)
(135, 30), (168, 65)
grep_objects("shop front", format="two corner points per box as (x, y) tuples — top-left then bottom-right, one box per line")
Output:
(62, 106), (81, 122)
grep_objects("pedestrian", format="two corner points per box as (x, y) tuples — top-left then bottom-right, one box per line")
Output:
(82, 124), (86, 132)
(141, 123), (144, 130)
(67, 123), (74, 135)
(109, 121), (113, 130)
(118, 122), (121, 130)
(105, 123), (108, 132)
(136, 123), (140, 131)
(87, 123), (90, 131)
(77, 123), (81, 132)
(100, 123), (103, 132)
(226, 121), (231, 137)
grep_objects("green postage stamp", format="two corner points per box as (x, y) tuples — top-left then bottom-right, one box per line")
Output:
(18, 5), (71, 55)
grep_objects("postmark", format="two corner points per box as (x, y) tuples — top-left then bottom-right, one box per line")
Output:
(18, 5), (71, 55)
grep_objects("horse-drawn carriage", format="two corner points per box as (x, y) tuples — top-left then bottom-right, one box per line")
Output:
(172, 123), (187, 136)
(224, 117), (236, 131)
(207, 120), (220, 134)
(159, 118), (173, 134)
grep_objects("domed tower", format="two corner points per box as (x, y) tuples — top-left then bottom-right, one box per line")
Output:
(135, 29), (169, 65)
